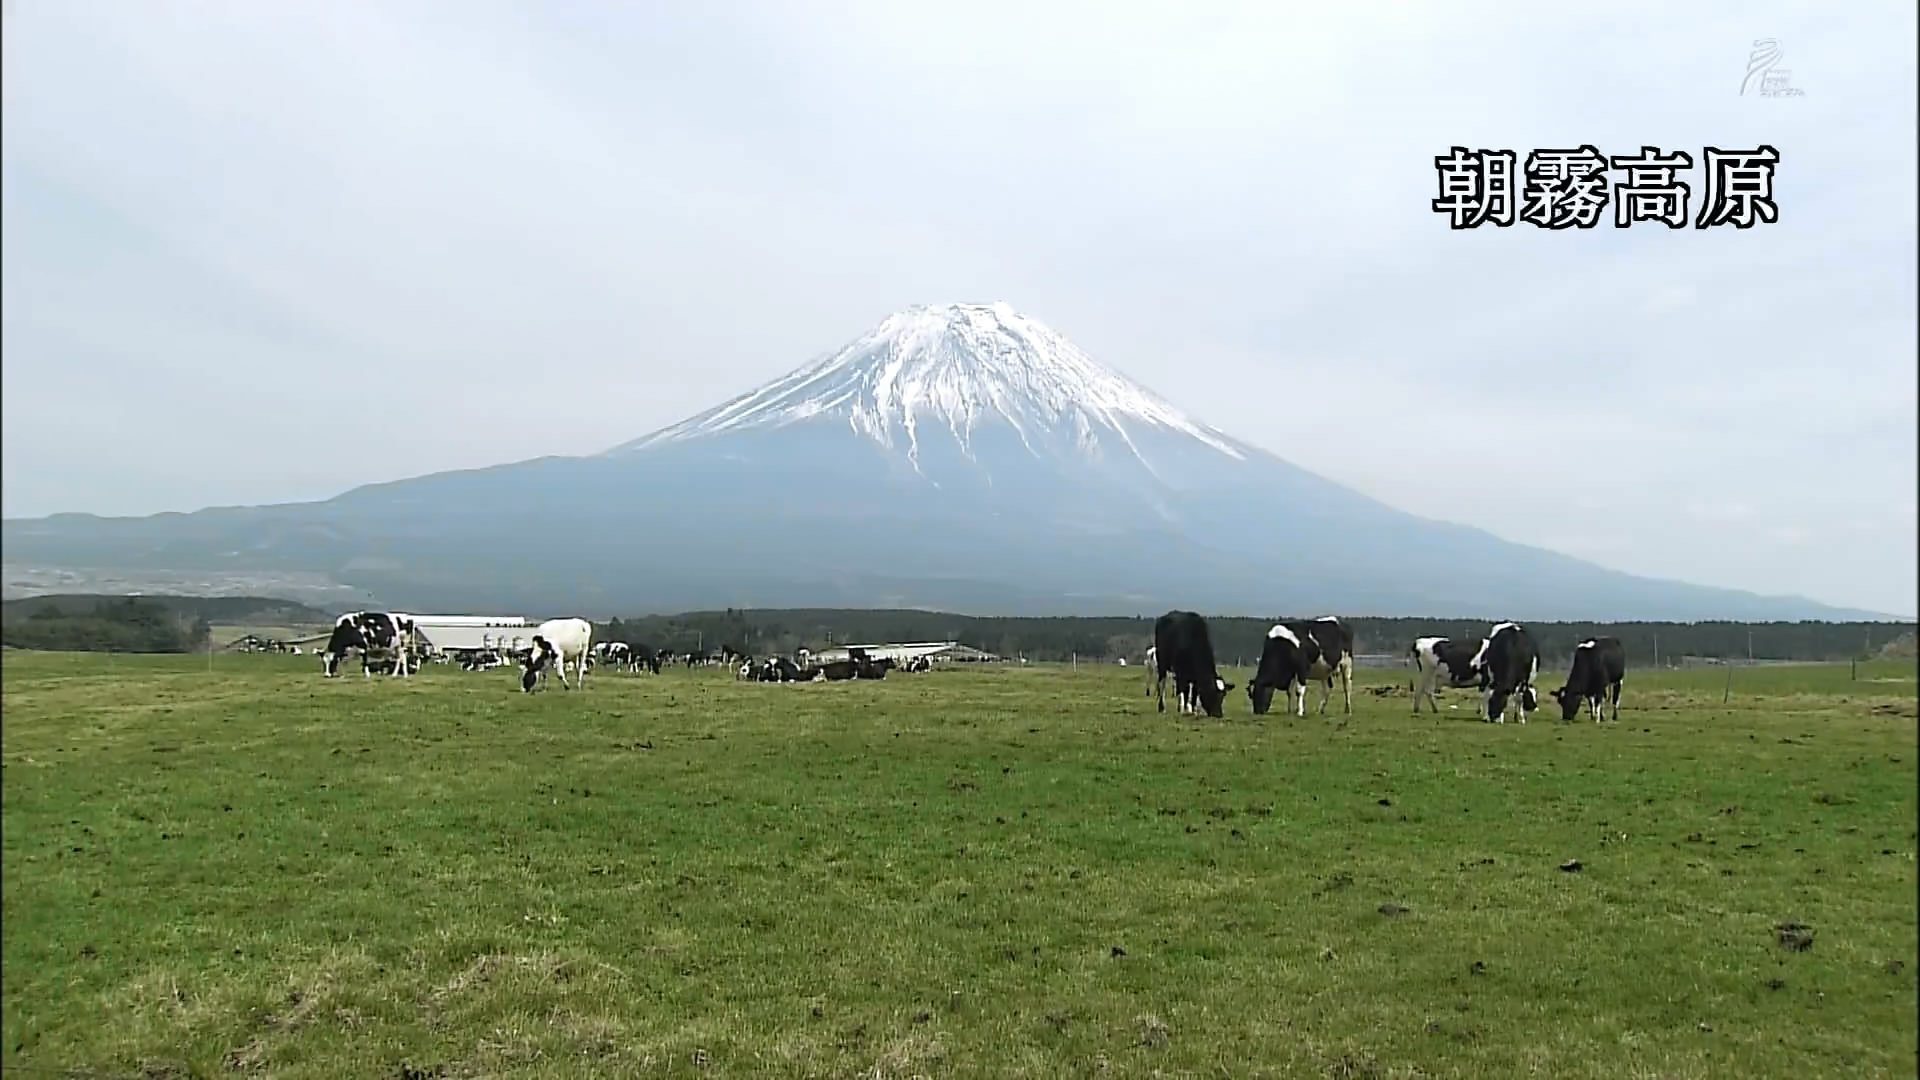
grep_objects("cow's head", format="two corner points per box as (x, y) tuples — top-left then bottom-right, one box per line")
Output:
(1549, 685), (1577, 720)
(1246, 677), (1277, 716)
(1195, 675), (1231, 718)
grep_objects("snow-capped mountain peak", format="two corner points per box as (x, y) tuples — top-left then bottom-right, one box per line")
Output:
(608, 302), (1247, 468)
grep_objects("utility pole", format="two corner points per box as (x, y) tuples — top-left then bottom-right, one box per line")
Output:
(1653, 633), (1659, 669)
(1747, 630), (1754, 664)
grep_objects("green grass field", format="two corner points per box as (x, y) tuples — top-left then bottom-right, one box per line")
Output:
(4, 652), (1915, 1079)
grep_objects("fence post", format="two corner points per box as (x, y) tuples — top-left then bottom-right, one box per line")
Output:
(1722, 664), (1732, 704)
(1851, 658), (1858, 682)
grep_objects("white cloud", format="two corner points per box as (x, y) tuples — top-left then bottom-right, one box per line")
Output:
(1, 0), (1914, 615)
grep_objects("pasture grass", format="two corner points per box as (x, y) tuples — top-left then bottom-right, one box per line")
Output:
(3, 651), (1915, 1079)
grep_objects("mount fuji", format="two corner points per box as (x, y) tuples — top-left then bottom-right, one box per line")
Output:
(0, 303), (1876, 619)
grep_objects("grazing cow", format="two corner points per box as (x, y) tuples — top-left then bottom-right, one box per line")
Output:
(1552, 637), (1626, 722)
(520, 617), (594, 692)
(902, 656), (933, 673)
(1247, 616), (1357, 717)
(320, 611), (418, 678)
(1152, 611), (1232, 718)
(601, 642), (633, 671)
(1407, 635), (1491, 714)
(1472, 622), (1539, 723)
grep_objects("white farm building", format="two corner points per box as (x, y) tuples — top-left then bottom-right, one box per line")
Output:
(406, 615), (533, 654)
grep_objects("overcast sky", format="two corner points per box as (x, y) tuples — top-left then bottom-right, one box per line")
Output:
(3, 1), (1914, 615)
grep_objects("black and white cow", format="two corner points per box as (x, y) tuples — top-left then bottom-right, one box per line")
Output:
(629, 644), (662, 675)
(902, 656), (933, 674)
(320, 611), (418, 678)
(459, 649), (508, 672)
(817, 659), (859, 681)
(847, 647), (894, 679)
(1246, 616), (1356, 717)
(595, 642), (634, 672)
(1407, 635), (1490, 714)
(1472, 622), (1539, 723)
(755, 656), (808, 682)
(520, 617), (594, 692)
(1152, 610), (1232, 718)
(1551, 636), (1626, 723)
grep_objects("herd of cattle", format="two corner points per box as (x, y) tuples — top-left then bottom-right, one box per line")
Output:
(315, 612), (936, 694)
(314, 607), (1629, 723)
(1146, 610), (1627, 724)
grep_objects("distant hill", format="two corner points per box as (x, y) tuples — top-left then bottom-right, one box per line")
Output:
(0, 303), (1895, 621)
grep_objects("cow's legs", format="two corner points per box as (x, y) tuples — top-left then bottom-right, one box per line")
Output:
(1341, 660), (1354, 714)
(1317, 677), (1332, 715)
(1483, 687), (1499, 722)
(1515, 687), (1530, 724)
(1155, 672), (1166, 713)
(1293, 681), (1306, 718)
(1413, 667), (1436, 714)
(1609, 680), (1622, 722)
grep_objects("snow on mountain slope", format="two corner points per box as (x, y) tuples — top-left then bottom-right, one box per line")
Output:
(607, 302), (1248, 478)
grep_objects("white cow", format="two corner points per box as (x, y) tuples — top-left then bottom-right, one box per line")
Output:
(520, 617), (594, 692)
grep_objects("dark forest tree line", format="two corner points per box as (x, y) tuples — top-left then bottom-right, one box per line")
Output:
(588, 609), (1916, 667)
(1, 599), (211, 654)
